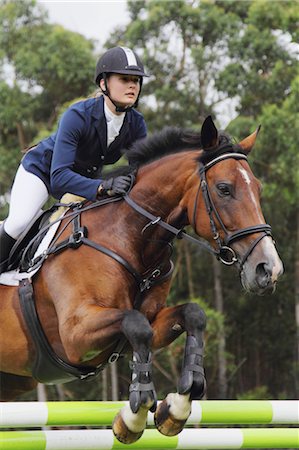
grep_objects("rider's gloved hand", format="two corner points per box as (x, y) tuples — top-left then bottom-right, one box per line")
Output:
(98, 175), (132, 197)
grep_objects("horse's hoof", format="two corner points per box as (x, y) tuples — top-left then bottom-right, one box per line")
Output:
(154, 399), (187, 436)
(112, 412), (144, 444)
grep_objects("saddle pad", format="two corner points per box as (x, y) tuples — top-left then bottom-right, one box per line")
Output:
(0, 218), (62, 286)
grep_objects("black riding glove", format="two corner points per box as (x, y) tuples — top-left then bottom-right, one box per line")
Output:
(98, 175), (132, 197)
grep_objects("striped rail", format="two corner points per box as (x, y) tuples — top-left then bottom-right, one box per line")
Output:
(1, 400), (298, 449)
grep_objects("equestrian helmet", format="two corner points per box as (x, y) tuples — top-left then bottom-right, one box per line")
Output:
(95, 46), (148, 85)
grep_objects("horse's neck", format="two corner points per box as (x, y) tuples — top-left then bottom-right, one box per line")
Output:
(131, 153), (197, 264)
(136, 152), (197, 218)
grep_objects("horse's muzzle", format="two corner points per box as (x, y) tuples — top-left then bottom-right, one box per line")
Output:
(240, 237), (284, 295)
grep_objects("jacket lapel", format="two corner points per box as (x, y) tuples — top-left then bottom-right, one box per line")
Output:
(92, 96), (107, 152)
(91, 97), (133, 155)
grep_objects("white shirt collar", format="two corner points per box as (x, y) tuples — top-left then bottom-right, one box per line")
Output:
(104, 102), (125, 124)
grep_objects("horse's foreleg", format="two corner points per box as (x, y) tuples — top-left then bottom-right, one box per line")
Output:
(151, 303), (207, 436)
(113, 310), (157, 444)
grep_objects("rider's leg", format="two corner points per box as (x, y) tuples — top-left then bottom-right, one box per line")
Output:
(0, 225), (17, 273)
(0, 164), (49, 273)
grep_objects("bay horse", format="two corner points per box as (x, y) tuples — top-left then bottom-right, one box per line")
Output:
(0, 116), (283, 443)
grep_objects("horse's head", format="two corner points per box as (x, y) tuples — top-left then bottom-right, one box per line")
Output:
(186, 116), (283, 295)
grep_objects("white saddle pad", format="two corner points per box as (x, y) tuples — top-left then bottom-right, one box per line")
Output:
(0, 220), (61, 286)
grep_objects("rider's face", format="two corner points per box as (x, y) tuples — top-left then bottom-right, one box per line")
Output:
(101, 74), (141, 113)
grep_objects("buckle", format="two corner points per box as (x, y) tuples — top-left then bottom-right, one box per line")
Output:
(80, 371), (96, 380)
(141, 216), (161, 234)
(140, 269), (161, 292)
(108, 352), (120, 363)
(69, 227), (87, 248)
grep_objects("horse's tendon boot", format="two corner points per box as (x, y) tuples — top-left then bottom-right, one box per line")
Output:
(178, 334), (206, 399)
(129, 352), (157, 413)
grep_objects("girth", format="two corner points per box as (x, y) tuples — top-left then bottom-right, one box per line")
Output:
(19, 278), (103, 383)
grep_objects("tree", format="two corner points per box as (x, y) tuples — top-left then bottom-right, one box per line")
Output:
(106, 0), (244, 130)
(0, 0), (96, 209)
(216, 0), (298, 116)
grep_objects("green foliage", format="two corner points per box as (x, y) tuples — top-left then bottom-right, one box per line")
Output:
(13, 24), (95, 108)
(215, 0), (298, 115)
(0, 0), (96, 203)
(237, 385), (272, 400)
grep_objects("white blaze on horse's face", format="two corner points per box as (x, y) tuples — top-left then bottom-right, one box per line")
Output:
(237, 166), (284, 294)
(237, 167), (262, 219)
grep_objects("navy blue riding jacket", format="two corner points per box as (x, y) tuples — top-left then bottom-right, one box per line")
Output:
(22, 96), (147, 200)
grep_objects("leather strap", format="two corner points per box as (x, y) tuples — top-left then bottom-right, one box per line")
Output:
(19, 278), (101, 384)
(124, 195), (218, 256)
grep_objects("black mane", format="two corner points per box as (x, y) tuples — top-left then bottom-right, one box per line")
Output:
(125, 127), (202, 168)
(103, 126), (242, 179)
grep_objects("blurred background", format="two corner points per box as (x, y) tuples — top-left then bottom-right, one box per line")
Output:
(0, 0), (298, 402)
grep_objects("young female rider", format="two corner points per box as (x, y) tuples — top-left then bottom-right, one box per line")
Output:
(0, 46), (148, 274)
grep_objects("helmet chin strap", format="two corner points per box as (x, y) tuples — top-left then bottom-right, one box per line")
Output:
(101, 73), (141, 113)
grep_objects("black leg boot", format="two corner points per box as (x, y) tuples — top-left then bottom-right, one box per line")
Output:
(0, 224), (17, 274)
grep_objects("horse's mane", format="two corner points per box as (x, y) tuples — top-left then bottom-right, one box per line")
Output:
(126, 127), (202, 168)
(103, 127), (241, 179)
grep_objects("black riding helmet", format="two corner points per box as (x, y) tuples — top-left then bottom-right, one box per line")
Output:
(95, 46), (148, 112)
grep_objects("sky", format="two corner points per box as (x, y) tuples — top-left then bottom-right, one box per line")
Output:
(39, 0), (130, 51)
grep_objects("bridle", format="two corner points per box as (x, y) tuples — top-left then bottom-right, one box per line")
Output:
(192, 152), (272, 267)
(124, 151), (273, 270)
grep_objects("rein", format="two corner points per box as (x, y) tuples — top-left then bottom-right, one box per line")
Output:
(123, 195), (218, 256)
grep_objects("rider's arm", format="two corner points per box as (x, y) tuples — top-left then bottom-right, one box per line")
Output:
(50, 106), (102, 201)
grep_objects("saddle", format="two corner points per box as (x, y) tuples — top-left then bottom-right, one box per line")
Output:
(8, 209), (53, 272)
(7, 194), (85, 273)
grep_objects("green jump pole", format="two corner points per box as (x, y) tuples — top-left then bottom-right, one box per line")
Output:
(1, 400), (298, 428)
(1, 428), (298, 450)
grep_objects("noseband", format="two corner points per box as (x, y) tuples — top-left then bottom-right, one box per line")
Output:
(193, 152), (272, 267)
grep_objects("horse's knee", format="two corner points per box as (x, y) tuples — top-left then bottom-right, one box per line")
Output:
(183, 303), (206, 333)
(122, 310), (153, 346)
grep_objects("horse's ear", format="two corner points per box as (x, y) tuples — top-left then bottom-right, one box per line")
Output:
(201, 115), (218, 151)
(239, 125), (261, 154)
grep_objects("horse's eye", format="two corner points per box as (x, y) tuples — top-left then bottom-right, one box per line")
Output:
(217, 183), (231, 197)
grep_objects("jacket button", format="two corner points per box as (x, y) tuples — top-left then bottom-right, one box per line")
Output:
(101, 156), (104, 160)
(93, 166), (97, 171)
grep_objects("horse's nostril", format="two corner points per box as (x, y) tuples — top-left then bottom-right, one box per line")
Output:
(256, 262), (272, 288)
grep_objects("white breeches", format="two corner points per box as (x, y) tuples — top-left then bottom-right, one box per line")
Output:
(4, 164), (49, 239)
